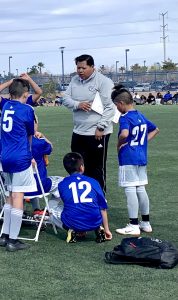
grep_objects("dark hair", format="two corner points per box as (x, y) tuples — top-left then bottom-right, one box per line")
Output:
(111, 84), (133, 104)
(9, 78), (30, 98)
(75, 54), (94, 66)
(63, 152), (84, 175)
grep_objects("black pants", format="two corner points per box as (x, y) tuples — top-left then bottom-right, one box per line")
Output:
(71, 132), (110, 193)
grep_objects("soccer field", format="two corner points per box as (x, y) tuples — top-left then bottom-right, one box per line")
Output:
(0, 105), (178, 300)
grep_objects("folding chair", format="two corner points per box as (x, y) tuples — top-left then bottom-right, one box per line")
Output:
(0, 165), (57, 242)
(0, 171), (6, 219)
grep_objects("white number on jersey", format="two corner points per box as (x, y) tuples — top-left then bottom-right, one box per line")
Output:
(130, 124), (147, 146)
(69, 181), (93, 203)
(2, 110), (15, 132)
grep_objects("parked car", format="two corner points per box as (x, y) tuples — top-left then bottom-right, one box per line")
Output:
(134, 83), (150, 92)
(151, 81), (166, 91)
(162, 82), (178, 91)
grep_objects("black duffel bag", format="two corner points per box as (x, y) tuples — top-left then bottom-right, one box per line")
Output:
(105, 237), (178, 269)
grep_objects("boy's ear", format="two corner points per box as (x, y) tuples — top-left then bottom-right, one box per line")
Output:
(22, 91), (29, 101)
(80, 164), (85, 173)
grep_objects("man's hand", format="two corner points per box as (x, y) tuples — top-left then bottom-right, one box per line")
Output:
(78, 102), (91, 112)
(95, 128), (104, 140)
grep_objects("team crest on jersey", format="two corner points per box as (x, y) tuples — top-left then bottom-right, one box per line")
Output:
(88, 86), (97, 92)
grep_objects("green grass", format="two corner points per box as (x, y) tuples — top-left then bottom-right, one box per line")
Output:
(0, 105), (178, 300)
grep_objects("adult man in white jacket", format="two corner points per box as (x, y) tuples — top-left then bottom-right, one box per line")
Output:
(63, 54), (115, 193)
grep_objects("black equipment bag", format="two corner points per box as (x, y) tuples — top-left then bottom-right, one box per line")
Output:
(105, 237), (178, 269)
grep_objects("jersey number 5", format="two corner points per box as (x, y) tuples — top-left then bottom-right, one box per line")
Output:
(69, 181), (93, 203)
(2, 110), (15, 132)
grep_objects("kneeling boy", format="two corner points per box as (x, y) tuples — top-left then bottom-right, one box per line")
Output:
(49, 152), (112, 243)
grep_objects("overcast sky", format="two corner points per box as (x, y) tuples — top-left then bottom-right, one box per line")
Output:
(0, 0), (177, 75)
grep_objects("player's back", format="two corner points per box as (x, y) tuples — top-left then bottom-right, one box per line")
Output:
(1, 100), (34, 173)
(58, 173), (107, 231)
(119, 110), (156, 166)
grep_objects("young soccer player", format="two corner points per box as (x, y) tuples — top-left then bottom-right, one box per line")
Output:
(49, 152), (112, 243)
(25, 118), (64, 217)
(0, 73), (42, 109)
(0, 78), (37, 251)
(111, 85), (159, 236)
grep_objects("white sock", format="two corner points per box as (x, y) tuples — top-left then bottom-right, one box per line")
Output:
(9, 208), (23, 240)
(136, 186), (150, 215)
(2, 203), (12, 235)
(124, 186), (139, 219)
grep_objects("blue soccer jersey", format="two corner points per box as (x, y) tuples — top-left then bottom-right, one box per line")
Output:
(58, 173), (108, 231)
(0, 95), (35, 111)
(0, 95), (36, 155)
(118, 110), (157, 166)
(1, 100), (35, 172)
(25, 136), (53, 196)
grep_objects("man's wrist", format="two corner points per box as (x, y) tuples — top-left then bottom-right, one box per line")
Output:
(97, 126), (105, 132)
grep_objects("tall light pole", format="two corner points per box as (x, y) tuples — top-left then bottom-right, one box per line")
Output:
(115, 60), (119, 75)
(3, 71), (5, 78)
(59, 47), (65, 90)
(16, 68), (18, 77)
(125, 49), (129, 72)
(8, 56), (12, 78)
(125, 49), (129, 89)
(144, 60), (146, 68)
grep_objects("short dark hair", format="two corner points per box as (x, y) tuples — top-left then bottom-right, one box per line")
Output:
(111, 84), (133, 104)
(75, 54), (94, 66)
(63, 152), (84, 175)
(9, 79), (30, 98)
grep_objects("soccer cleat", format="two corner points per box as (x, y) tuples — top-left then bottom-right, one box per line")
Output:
(116, 224), (140, 236)
(33, 209), (49, 220)
(66, 229), (77, 243)
(95, 227), (105, 243)
(6, 240), (30, 252)
(76, 232), (87, 241)
(139, 221), (152, 233)
(0, 235), (8, 247)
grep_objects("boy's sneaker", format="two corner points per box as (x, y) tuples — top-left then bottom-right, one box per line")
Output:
(139, 221), (152, 233)
(66, 229), (77, 243)
(95, 227), (105, 243)
(116, 224), (140, 236)
(33, 209), (49, 220)
(0, 235), (8, 247)
(6, 240), (30, 252)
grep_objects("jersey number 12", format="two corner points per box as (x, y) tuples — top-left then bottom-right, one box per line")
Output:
(69, 181), (93, 203)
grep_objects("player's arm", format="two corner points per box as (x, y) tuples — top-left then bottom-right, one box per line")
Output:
(117, 129), (129, 152)
(148, 127), (159, 141)
(0, 79), (13, 95)
(100, 209), (112, 240)
(20, 73), (42, 103)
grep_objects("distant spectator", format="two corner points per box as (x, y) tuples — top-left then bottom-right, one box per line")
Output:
(140, 94), (147, 105)
(133, 92), (141, 105)
(147, 93), (155, 105)
(155, 92), (163, 105)
(39, 97), (46, 106)
(163, 91), (172, 104)
(172, 91), (178, 105)
(55, 96), (63, 106)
